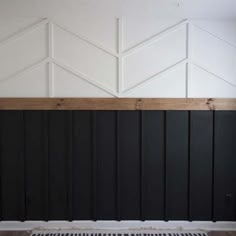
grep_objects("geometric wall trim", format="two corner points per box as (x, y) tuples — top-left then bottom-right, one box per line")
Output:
(123, 62), (187, 97)
(53, 64), (113, 97)
(189, 64), (236, 98)
(0, 18), (235, 98)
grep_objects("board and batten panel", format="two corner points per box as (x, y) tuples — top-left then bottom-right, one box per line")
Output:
(72, 111), (93, 220)
(24, 111), (49, 220)
(0, 111), (25, 220)
(48, 111), (72, 220)
(0, 110), (235, 221)
(189, 111), (213, 220)
(214, 111), (236, 221)
(118, 111), (141, 220)
(165, 111), (189, 220)
(95, 111), (117, 220)
(141, 111), (165, 219)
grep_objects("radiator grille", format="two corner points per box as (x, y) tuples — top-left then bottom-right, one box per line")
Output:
(31, 231), (208, 236)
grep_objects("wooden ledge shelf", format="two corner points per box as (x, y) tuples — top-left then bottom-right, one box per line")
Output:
(0, 98), (236, 110)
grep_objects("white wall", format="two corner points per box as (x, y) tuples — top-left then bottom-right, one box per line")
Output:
(0, 16), (236, 98)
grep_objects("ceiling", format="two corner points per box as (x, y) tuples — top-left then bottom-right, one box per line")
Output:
(0, 0), (236, 19)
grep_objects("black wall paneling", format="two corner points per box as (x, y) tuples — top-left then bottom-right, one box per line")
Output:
(214, 111), (236, 221)
(0, 110), (235, 221)
(72, 111), (93, 220)
(24, 111), (48, 220)
(95, 111), (117, 220)
(118, 111), (141, 220)
(165, 111), (189, 220)
(0, 111), (25, 220)
(141, 111), (165, 220)
(189, 111), (213, 220)
(48, 111), (72, 220)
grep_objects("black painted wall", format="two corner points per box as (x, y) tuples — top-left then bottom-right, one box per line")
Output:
(0, 110), (235, 221)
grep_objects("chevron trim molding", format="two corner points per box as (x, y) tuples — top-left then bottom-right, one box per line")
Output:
(0, 17), (235, 97)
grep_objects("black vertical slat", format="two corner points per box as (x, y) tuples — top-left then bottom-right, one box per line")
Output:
(72, 111), (92, 220)
(189, 111), (213, 220)
(116, 111), (121, 221)
(95, 111), (116, 220)
(0, 111), (25, 220)
(92, 111), (97, 220)
(119, 111), (141, 220)
(24, 111), (48, 220)
(165, 111), (189, 220)
(214, 111), (236, 221)
(68, 111), (73, 221)
(142, 111), (165, 220)
(163, 111), (167, 220)
(140, 111), (143, 221)
(0, 111), (2, 220)
(44, 111), (49, 221)
(211, 111), (215, 221)
(48, 111), (70, 220)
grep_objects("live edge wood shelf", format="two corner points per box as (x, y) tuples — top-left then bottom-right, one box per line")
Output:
(0, 98), (235, 222)
(0, 98), (235, 110)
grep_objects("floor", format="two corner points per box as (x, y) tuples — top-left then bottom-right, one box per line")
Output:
(0, 232), (235, 236)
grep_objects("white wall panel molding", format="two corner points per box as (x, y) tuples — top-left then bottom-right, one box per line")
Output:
(191, 63), (236, 88)
(0, 63), (48, 97)
(117, 17), (123, 93)
(53, 22), (118, 58)
(48, 19), (54, 97)
(123, 19), (188, 56)
(0, 17), (235, 97)
(191, 24), (236, 87)
(186, 23), (193, 98)
(123, 24), (187, 91)
(0, 57), (49, 84)
(0, 18), (48, 48)
(52, 59), (119, 97)
(0, 17), (41, 42)
(0, 22), (48, 85)
(189, 64), (236, 98)
(190, 21), (236, 49)
(122, 58), (188, 94)
(53, 64), (113, 97)
(122, 62), (187, 98)
(53, 23), (118, 94)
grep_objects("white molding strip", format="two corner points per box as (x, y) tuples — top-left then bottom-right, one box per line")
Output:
(0, 17), (235, 98)
(52, 59), (118, 97)
(48, 20), (54, 97)
(117, 17), (123, 93)
(53, 22), (119, 58)
(0, 18), (49, 49)
(191, 22), (236, 49)
(0, 57), (49, 83)
(0, 221), (236, 231)
(191, 63), (236, 88)
(122, 58), (188, 94)
(123, 19), (188, 57)
(186, 23), (192, 98)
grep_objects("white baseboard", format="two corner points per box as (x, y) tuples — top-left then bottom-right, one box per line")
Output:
(0, 221), (236, 231)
